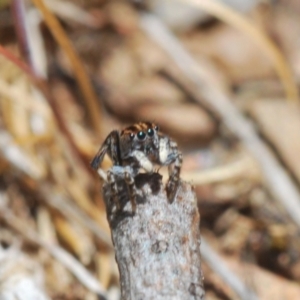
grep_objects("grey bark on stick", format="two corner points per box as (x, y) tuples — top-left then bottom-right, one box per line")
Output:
(103, 172), (205, 300)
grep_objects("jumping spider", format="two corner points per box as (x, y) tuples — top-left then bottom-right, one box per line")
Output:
(91, 122), (182, 213)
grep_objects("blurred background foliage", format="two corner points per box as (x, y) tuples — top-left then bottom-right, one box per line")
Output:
(1, 0), (300, 299)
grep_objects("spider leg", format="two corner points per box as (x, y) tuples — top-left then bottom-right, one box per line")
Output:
(107, 170), (121, 211)
(91, 130), (120, 170)
(97, 168), (108, 181)
(132, 150), (154, 173)
(166, 143), (182, 203)
(124, 171), (137, 214)
(159, 138), (178, 165)
(158, 136), (169, 164)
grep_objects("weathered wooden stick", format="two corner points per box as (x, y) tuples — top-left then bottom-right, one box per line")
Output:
(103, 173), (205, 300)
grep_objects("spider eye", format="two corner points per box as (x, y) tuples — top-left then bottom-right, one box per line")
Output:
(147, 128), (154, 136)
(154, 125), (159, 131)
(130, 133), (135, 140)
(137, 131), (146, 140)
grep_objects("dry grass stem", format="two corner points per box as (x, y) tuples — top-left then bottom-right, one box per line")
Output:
(140, 13), (300, 228)
(201, 238), (258, 300)
(31, 0), (102, 134)
(175, 0), (298, 102)
(160, 155), (261, 185)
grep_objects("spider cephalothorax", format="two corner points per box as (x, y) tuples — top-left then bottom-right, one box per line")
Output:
(91, 122), (182, 212)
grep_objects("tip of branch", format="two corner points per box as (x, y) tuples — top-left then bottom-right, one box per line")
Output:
(103, 171), (199, 233)
(102, 172), (204, 299)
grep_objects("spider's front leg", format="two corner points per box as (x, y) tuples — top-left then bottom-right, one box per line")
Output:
(160, 138), (182, 203)
(166, 153), (182, 203)
(107, 169), (121, 211)
(91, 130), (121, 170)
(106, 166), (138, 213)
(132, 150), (154, 173)
(124, 170), (137, 213)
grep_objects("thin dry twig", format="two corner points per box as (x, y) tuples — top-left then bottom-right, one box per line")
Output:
(11, 0), (47, 79)
(201, 238), (259, 300)
(0, 44), (94, 179)
(44, 0), (99, 28)
(31, 0), (102, 135)
(0, 130), (45, 179)
(0, 127), (112, 248)
(38, 183), (113, 249)
(0, 44), (33, 75)
(182, 156), (260, 185)
(160, 155), (261, 185)
(174, 0), (298, 103)
(140, 13), (300, 228)
(0, 78), (50, 124)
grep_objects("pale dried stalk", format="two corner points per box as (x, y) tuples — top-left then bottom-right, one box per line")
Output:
(0, 130), (45, 179)
(0, 128), (112, 248)
(201, 238), (259, 300)
(45, 0), (99, 28)
(103, 173), (205, 300)
(174, 0), (298, 102)
(31, 0), (102, 134)
(38, 184), (113, 249)
(160, 155), (261, 185)
(140, 13), (300, 228)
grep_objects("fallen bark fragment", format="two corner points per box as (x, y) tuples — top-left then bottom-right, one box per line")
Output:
(103, 173), (205, 300)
